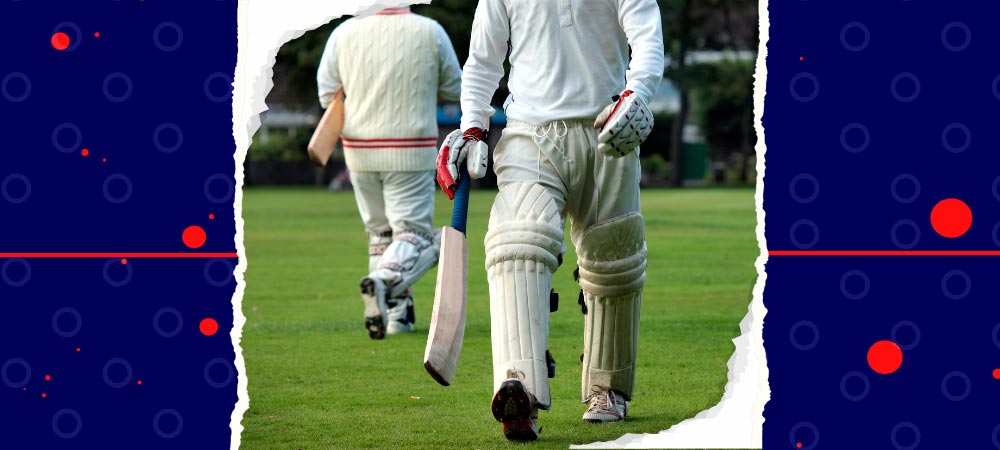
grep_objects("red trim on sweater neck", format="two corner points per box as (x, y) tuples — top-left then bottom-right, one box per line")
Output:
(376, 7), (411, 15)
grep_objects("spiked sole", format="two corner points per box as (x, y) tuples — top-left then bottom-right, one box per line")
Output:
(491, 380), (538, 442)
(359, 278), (387, 340)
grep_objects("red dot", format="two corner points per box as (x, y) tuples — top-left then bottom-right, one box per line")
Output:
(797, 443), (803, 449)
(22, 388), (26, 391)
(867, 340), (903, 374)
(121, 258), (127, 265)
(993, 369), (1000, 379)
(75, 347), (80, 352)
(41, 393), (47, 398)
(94, 32), (101, 38)
(799, 56), (804, 61)
(44, 375), (51, 381)
(930, 198), (972, 238)
(137, 379), (143, 385)
(200, 318), (219, 336)
(209, 214), (215, 220)
(81, 148), (89, 157)
(51, 32), (70, 50)
(183, 226), (207, 249)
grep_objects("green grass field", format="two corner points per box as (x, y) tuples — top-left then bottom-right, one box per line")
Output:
(239, 187), (757, 449)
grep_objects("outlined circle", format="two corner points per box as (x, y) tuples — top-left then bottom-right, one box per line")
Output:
(788, 422), (819, 450)
(204, 258), (235, 287)
(204, 358), (235, 388)
(204, 173), (235, 204)
(891, 219), (921, 250)
(993, 423), (1000, 449)
(789, 174), (819, 204)
(102, 173), (133, 204)
(941, 269), (971, 300)
(840, 21), (870, 52)
(789, 72), (820, 102)
(52, 22), (82, 52)
(152, 21), (184, 52)
(153, 409), (184, 439)
(993, 221), (1000, 249)
(840, 122), (870, 153)
(153, 123), (184, 153)
(890, 421), (921, 450)
(52, 122), (83, 153)
(789, 321), (820, 351)
(840, 370), (870, 401)
(840, 269), (870, 300)
(52, 307), (82, 338)
(941, 22), (971, 52)
(52, 408), (82, 439)
(1, 258), (31, 287)
(203, 72), (233, 102)
(102, 72), (133, 103)
(890, 174), (921, 204)
(940, 123), (971, 153)
(941, 371), (971, 401)
(1, 72), (31, 102)
(102, 258), (133, 287)
(2, 358), (31, 388)
(993, 322), (1000, 351)
(891, 72), (921, 103)
(993, 176), (1000, 202)
(993, 74), (1000, 101)
(1, 174), (31, 204)
(890, 320), (921, 351)
(789, 219), (820, 249)
(153, 307), (184, 338)
(102, 357), (133, 388)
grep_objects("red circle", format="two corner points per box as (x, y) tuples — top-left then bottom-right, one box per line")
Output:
(121, 258), (127, 265)
(102, 158), (107, 163)
(182, 226), (207, 249)
(993, 369), (1000, 380)
(200, 318), (218, 336)
(137, 379), (143, 385)
(867, 340), (903, 374)
(51, 32), (70, 50)
(44, 374), (51, 381)
(41, 393), (47, 398)
(81, 149), (89, 157)
(209, 214), (215, 220)
(75, 347), (80, 352)
(94, 32), (101, 38)
(797, 443), (803, 449)
(930, 198), (972, 238)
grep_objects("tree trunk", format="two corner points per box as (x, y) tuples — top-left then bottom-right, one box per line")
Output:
(667, 0), (693, 187)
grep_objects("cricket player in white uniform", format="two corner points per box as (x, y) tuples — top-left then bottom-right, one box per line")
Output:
(318, 6), (463, 339)
(437, 0), (663, 441)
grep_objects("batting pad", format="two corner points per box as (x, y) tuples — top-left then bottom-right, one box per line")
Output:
(369, 230), (441, 298)
(367, 230), (393, 273)
(577, 213), (646, 401)
(485, 183), (564, 409)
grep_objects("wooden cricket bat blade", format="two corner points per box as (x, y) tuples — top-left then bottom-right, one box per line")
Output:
(307, 90), (344, 167)
(423, 225), (468, 386)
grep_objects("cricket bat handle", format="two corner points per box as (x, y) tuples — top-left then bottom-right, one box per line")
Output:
(451, 170), (471, 235)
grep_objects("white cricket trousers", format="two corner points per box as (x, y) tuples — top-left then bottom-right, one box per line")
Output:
(487, 118), (644, 408)
(349, 170), (436, 271)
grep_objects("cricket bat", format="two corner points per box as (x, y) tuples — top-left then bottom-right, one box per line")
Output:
(307, 90), (344, 167)
(423, 170), (472, 386)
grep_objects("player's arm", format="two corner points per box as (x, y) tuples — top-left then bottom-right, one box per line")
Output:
(436, 23), (463, 102)
(437, 0), (509, 198)
(316, 23), (347, 109)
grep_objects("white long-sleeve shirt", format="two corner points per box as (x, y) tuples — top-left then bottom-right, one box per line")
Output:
(460, 0), (664, 130)
(317, 8), (463, 171)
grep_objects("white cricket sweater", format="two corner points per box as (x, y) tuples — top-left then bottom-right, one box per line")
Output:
(460, 0), (664, 130)
(317, 8), (463, 172)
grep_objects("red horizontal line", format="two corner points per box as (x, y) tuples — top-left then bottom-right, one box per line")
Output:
(343, 144), (436, 149)
(0, 253), (238, 258)
(342, 137), (436, 143)
(769, 250), (1000, 256)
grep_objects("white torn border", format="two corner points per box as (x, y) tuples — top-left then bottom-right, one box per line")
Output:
(229, 1), (769, 449)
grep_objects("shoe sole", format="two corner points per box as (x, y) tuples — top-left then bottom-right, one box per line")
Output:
(360, 278), (387, 340)
(491, 380), (537, 442)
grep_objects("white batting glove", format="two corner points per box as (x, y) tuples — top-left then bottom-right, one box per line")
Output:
(594, 90), (654, 158)
(436, 127), (489, 199)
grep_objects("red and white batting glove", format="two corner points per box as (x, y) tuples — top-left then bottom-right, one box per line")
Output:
(594, 90), (654, 158)
(436, 127), (489, 199)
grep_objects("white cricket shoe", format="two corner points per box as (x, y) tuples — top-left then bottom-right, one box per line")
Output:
(582, 387), (629, 423)
(359, 277), (389, 340)
(386, 291), (414, 335)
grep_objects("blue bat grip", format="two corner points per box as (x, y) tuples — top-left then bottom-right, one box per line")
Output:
(451, 170), (471, 235)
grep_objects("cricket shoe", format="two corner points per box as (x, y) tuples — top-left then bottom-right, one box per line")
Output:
(359, 277), (389, 340)
(582, 387), (629, 423)
(386, 290), (415, 335)
(491, 371), (540, 442)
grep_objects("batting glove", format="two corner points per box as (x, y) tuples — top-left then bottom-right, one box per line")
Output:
(594, 90), (654, 158)
(436, 127), (489, 200)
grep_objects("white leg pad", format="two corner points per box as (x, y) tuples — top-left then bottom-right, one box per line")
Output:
(367, 230), (393, 273)
(486, 183), (564, 409)
(577, 213), (646, 401)
(368, 230), (441, 297)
